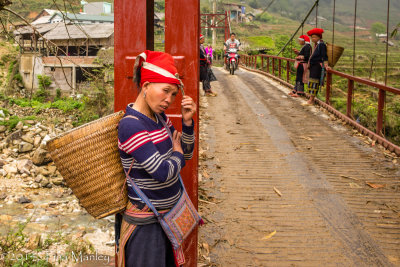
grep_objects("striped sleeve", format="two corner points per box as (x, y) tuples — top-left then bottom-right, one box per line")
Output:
(118, 117), (185, 183)
(181, 119), (195, 160)
(164, 115), (195, 160)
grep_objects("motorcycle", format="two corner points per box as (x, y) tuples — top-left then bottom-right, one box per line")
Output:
(225, 48), (239, 75)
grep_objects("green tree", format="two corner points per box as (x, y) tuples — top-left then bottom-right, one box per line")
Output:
(249, 0), (260, 9)
(370, 22), (386, 39)
(391, 22), (400, 38)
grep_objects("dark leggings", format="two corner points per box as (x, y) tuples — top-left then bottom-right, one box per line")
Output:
(125, 223), (176, 267)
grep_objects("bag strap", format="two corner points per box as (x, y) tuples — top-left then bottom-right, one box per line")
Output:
(124, 168), (162, 218)
(119, 114), (162, 218)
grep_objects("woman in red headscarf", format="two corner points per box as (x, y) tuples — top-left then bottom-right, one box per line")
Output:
(116, 50), (197, 267)
(306, 28), (329, 105)
(290, 35), (312, 97)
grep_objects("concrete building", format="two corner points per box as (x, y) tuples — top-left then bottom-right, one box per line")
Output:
(49, 12), (114, 24)
(15, 23), (114, 93)
(83, 2), (113, 15)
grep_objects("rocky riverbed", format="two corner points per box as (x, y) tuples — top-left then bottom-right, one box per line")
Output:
(0, 105), (114, 267)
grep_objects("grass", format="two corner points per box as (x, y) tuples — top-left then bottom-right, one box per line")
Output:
(0, 93), (101, 128)
(243, 36), (275, 49)
(0, 115), (38, 130)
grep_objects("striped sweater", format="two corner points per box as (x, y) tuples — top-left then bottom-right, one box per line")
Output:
(118, 104), (195, 209)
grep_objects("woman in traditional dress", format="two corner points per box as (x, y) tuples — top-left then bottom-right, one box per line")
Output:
(116, 50), (196, 267)
(206, 44), (213, 64)
(306, 28), (330, 105)
(290, 34), (312, 97)
(200, 34), (216, 96)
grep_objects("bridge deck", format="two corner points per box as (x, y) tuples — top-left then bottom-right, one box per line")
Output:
(198, 67), (400, 266)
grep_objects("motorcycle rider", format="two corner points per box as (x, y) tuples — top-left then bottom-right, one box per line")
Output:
(224, 33), (240, 68)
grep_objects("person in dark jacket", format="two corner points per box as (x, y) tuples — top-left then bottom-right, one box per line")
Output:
(290, 34), (312, 97)
(306, 28), (330, 105)
(200, 34), (216, 96)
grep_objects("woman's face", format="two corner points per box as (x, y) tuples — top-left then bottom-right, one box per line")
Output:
(143, 82), (179, 114)
(311, 35), (321, 43)
(298, 39), (305, 45)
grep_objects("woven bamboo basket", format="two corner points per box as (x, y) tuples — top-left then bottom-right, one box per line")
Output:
(46, 111), (127, 219)
(326, 42), (344, 67)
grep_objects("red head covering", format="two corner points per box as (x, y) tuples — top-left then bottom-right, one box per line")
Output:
(200, 34), (204, 39)
(298, 35), (310, 43)
(307, 28), (324, 38)
(133, 50), (183, 89)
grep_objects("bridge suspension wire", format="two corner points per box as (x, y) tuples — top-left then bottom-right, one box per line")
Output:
(332, 0), (336, 65)
(383, 0), (390, 136)
(316, 1), (318, 28)
(385, 0), (390, 85)
(259, 0), (276, 17)
(351, 0), (357, 119)
(276, 0), (320, 56)
(352, 0), (357, 76)
(331, 0), (336, 99)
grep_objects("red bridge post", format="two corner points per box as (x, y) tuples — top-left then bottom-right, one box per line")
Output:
(326, 71), (332, 104)
(347, 79), (354, 118)
(114, 0), (200, 265)
(376, 89), (385, 136)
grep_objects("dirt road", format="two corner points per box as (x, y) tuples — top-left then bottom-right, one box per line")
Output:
(198, 67), (400, 266)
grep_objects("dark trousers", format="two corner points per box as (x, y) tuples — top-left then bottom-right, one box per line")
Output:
(200, 64), (211, 91)
(294, 64), (305, 93)
(125, 223), (176, 267)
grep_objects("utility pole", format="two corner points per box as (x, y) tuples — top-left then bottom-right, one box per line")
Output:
(212, 0), (216, 47)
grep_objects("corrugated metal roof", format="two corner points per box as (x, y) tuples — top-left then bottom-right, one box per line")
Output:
(31, 15), (52, 25)
(50, 12), (114, 23)
(13, 23), (60, 35)
(44, 9), (58, 15)
(40, 23), (114, 40)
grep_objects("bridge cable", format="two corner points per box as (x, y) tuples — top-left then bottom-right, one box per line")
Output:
(353, 0), (357, 76)
(331, 0), (336, 99)
(276, 0), (320, 56)
(384, 0), (390, 136)
(316, 1), (318, 28)
(351, 0), (358, 119)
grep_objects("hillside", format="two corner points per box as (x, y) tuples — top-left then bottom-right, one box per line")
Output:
(3, 0), (113, 21)
(207, 0), (400, 29)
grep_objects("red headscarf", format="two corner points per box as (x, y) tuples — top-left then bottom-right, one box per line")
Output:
(200, 34), (204, 39)
(307, 28), (324, 38)
(133, 50), (183, 88)
(298, 35), (310, 43)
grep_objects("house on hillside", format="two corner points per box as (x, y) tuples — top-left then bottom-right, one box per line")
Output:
(15, 23), (114, 93)
(49, 12), (114, 24)
(222, 3), (246, 23)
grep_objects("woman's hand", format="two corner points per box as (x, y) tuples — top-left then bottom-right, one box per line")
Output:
(181, 95), (196, 126)
(172, 130), (183, 154)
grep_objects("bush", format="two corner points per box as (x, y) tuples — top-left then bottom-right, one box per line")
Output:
(249, 0), (260, 9)
(255, 13), (277, 24)
(13, 73), (23, 83)
(55, 88), (62, 100)
(34, 75), (52, 102)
